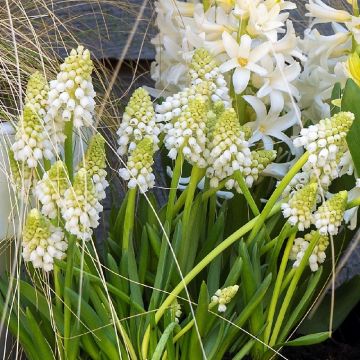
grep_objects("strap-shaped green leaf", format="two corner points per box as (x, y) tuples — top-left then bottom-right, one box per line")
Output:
(343, 79), (360, 175)
(151, 322), (177, 360)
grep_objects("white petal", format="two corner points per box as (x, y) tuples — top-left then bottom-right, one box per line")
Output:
(238, 34), (252, 59)
(219, 58), (239, 73)
(243, 95), (267, 120)
(222, 31), (239, 59)
(232, 68), (250, 94)
(249, 42), (271, 64)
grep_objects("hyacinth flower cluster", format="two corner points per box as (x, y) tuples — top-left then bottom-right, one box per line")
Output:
(211, 285), (239, 313)
(290, 231), (330, 272)
(281, 111), (354, 271)
(45, 46), (96, 149)
(155, 48), (231, 124)
(298, 0), (360, 120)
(11, 72), (54, 169)
(22, 209), (67, 272)
(117, 87), (161, 156)
(152, 0), (304, 155)
(118, 49), (277, 196)
(7, 46), (108, 271)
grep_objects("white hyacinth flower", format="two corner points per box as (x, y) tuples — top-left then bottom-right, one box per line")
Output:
(117, 87), (160, 156)
(294, 112), (354, 188)
(22, 209), (67, 272)
(290, 231), (329, 272)
(61, 168), (103, 241)
(45, 46), (96, 150)
(219, 32), (271, 94)
(35, 161), (69, 219)
(205, 107), (251, 191)
(118, 137), (155, 193)
(211, 285), (239, 313)
(79, 133), (108, 201)
(164, 97), (209, 167)
(313, 191), (348, 236)
(305, 0), (352, 25)
(11, 104), (54, 168)
(282, 182), (318, 231)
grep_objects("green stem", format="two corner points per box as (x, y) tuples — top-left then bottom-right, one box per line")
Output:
(53, 264), (62, 310)
(233, 170), (259, 217)
(166, 153), (184, 227)
(260, 237), (278, 255)
(141, 202), (283, 359)
(346, 196), (360, 209)
(280, 268), (295, 295)
(172, 302), (216, 344)
(264, 232), (296, 344)
(179, 166), (205, 269)
(182, 167), (204, 230)
(63, 234), (76, 353)
(64, 119), (74, 182)
(269, 233), (320, 347)
(173, 189), (188, 216)
(248, 152), (309, 243)
(122, 188), (137, 251)
(201, 179), (228, 201)
(353, 0), (359, 16)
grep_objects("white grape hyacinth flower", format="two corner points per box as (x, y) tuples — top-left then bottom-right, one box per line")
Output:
(117, 87), (160, 156)
(61, 168), (103, 241)
(45, 46), (96, 150)
(22, 209), (67, 272)
(118, 137), (155, 193)
(12, 105), (54, 168)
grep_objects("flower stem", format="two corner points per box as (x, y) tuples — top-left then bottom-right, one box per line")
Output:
(64, 119), (74, 183)
(269, 233), (320, 347)
(353, 0), (359, 16)
(247, 152), (309, 243)
(233, 170), (259, 217)
(141, 201), (283, 359)
(179, 166), (205, 270)
(63, 234), (76, 353)
(264, 231), (295, 344)
(122, 188), (137, 251)
(165, 153), (184, 227)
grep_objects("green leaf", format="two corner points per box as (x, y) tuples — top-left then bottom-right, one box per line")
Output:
(331, 82), (342, 116)
(26, 308), (54, 360)
(151, 322), (177, 360)
(138, 227), (150, 286)
(299, 275), (360, 334)
(283, 332), (329, 347)
(188, 282), (209, 358)
(19, 280), (63, 331)
(342, 79), (360, 174)
(0, 289), (38, 359)
(214, 273), (272, 360)
(146, 224), (161, 258)
(277, 268), (323, 344)
(65, 288), (120, 360)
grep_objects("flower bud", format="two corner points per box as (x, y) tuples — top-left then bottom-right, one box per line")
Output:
(211, 285), (239, 313)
